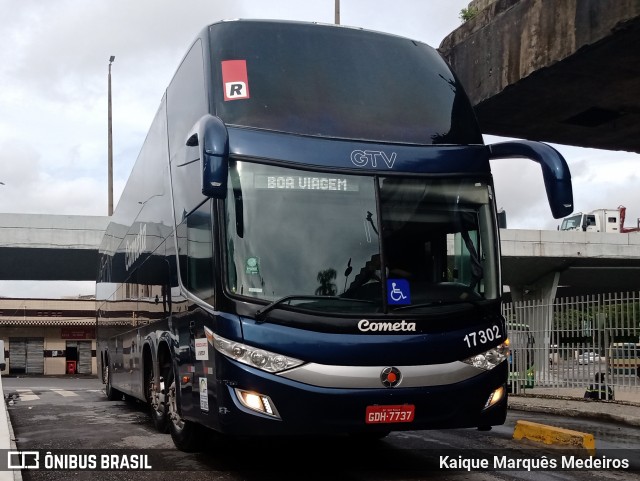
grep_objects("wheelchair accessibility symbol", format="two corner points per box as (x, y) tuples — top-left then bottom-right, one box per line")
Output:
(387, 279), (411, 305)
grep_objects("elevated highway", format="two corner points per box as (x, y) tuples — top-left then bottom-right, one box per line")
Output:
(1, 214), (640, 303)
(500, 228), (640, 301)
(0, 214), (108, 281)
(439, 0), (640, 154)
(434, 0), (640, 331)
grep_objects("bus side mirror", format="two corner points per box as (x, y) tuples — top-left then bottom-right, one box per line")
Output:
(488, 140), (573, 219)
(186, 114), (229, 199)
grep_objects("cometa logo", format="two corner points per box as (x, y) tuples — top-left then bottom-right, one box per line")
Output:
(358, 319), (416, 332)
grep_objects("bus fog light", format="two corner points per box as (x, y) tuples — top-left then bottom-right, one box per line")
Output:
(235, 388), (280, 418)
(484, 386), (505, 410)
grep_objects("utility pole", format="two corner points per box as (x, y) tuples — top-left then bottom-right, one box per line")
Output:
(335, 0), (340, 24)
(108, 55), (115, 216)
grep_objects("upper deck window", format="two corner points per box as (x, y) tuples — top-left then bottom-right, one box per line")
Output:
(210, 20), (482, 145)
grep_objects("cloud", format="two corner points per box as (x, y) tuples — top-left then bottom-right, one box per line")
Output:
(489, 138), (640, 230)
(5, 0), (639, 298)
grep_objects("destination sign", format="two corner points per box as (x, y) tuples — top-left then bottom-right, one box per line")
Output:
(254, 175), (358, 192)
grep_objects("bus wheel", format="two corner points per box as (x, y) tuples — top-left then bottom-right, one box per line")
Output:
(167, 366), (202, 452)
(105, 362), (122, 401)
(146, 368), (168, 433)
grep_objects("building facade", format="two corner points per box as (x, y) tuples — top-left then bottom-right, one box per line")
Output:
(0, 297), (97, 376)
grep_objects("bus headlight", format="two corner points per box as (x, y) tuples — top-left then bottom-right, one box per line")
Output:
(213, 334), (304, 373)
(462, 342), (509, 370)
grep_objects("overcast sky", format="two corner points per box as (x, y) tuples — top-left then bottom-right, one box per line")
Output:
(1, 0), (639, 298)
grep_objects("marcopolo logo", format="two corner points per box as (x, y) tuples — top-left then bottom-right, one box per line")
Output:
(380, 366), (402, 388)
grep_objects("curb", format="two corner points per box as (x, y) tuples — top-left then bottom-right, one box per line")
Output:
(510, 393), (640, 407)
(508, 392), (640, 428)
(513, 419), (595, 453)
(0, 376), (23, 481)
(509, 401), (640, 428)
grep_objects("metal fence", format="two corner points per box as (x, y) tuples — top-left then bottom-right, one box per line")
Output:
(503, 292), (640, 397)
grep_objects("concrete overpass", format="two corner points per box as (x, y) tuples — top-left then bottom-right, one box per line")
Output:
(0, 214), (108, 281)
(501, 229), (640, 302)
(1, 213), (640, 303)
(439, 0), (640, 154)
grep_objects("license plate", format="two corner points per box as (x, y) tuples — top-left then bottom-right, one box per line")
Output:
(365, 404), (415, 424)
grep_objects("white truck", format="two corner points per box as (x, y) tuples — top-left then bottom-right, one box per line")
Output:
(559, 206), (640, 233)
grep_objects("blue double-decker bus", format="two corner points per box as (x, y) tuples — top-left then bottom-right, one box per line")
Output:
(96, 19), (573, 451)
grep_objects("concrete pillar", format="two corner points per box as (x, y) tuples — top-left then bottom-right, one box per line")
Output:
(508, 271), (560, 385)
(509, 270), (560, 303)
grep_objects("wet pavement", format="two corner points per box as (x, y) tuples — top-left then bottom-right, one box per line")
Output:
(1, 377), (639, 481)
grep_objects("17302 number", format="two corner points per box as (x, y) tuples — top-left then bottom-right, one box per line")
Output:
(463, 325), (501, 348)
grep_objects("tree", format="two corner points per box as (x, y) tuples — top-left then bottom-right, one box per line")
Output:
(459, 6), (478, 22)
(316, 268), (337, 296)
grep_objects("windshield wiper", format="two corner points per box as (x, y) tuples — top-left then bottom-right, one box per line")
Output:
(392, 298), (483, 312)
(255, 295), (373, 323)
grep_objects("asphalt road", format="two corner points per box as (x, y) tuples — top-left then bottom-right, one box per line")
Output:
(3, 377), (639, 481)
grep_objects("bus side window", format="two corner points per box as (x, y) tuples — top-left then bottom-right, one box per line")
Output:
(168, 39), (209, 220)
(186, 201), (215, 303)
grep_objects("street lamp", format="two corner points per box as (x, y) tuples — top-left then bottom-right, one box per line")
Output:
(335, 0), (340, 24)
(108, 55), (115, 216)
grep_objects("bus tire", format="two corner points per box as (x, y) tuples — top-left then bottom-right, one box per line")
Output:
(105, 361), (122, 401)
(167, 365), (202, 452)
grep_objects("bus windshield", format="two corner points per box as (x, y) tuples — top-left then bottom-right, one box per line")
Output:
(210, 20), (482, 145)
(225, 161), (498, 314)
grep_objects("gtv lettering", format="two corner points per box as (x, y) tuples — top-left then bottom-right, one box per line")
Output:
(350, 150), (397, 168)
